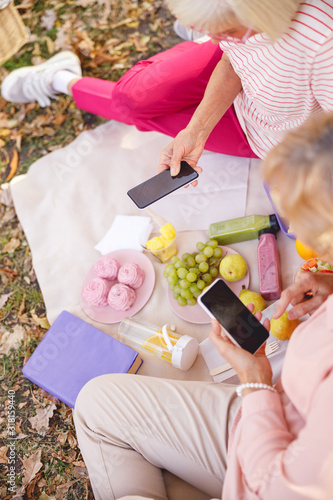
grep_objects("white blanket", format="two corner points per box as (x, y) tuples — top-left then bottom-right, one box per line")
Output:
(10, 120), (302, 500)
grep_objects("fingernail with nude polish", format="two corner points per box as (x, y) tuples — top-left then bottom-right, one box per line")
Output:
(288, 310), (296, 320)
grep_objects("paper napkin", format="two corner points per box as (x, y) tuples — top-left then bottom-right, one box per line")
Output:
(95, 215), (153, 254)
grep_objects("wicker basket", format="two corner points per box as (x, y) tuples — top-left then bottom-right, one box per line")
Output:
(0, 3), (29, 66)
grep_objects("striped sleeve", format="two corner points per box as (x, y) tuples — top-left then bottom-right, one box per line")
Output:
(311, 30), (333, 110)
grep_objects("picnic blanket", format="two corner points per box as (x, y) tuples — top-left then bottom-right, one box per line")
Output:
(10, 120), (301, 500)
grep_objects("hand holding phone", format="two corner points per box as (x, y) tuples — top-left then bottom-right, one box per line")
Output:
(198, 279), (269, 354)
(127, 161), (199, 209)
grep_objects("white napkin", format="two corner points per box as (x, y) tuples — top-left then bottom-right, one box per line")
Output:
(94, 215), (153, 254)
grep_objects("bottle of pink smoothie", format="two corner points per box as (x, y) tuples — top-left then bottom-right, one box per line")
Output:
(257, 228), (282, 300)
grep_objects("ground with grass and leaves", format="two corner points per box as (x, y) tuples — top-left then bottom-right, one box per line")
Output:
(0, 2), (179, 498)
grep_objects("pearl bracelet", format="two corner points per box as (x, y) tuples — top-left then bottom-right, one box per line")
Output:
(236, 382), (277, 397)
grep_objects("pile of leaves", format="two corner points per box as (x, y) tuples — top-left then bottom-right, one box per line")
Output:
(0, 1), (178, 498)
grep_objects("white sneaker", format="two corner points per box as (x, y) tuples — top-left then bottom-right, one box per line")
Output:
(173, 20), (203, 41)
(1, 51), (82, 108)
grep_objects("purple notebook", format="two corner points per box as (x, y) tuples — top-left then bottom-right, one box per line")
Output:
(22, 311), (142, 408)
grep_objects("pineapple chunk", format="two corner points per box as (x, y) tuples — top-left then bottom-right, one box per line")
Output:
(146, 236), (165, 251)
(160, 223), (176, 240)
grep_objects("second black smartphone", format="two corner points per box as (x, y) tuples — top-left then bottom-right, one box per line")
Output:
(127, 161), (199, 209)
(198, 279), (269, 354)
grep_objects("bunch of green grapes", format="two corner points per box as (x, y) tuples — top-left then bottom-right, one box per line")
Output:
(163, 240), (224, 306)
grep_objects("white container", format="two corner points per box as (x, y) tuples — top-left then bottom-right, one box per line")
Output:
(118, 318), (198, 371)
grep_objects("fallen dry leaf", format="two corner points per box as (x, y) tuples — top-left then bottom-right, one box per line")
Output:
(41, 9), (57, 30)
(0, 266), (18, 280)
(5, 149), (19, 182)
(67, 431), (77, 449)
(0, 446), (9, 464)
(31, 310), (50, 329)
(0, 119), (18, 129)
(57, 432), (68, 446)
(17, 0), (34, 9)
(39, 493), (56, 500)
(52, 114), (66, 126)
(1, 237), (21, 253)
(0, 183), (14, 207)
(0, 292), (12, 309)
(54, 21), (72, 52)
(73, 466), (88, 479)
(0, 128), (11, 137)
(21, 449), (43, 487)
(0, 325), (25, 355)
(28, 403), (57, 433)
(56, 480), (77, 498)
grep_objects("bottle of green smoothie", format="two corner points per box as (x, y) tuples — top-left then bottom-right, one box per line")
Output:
(209, 214), (279, 245)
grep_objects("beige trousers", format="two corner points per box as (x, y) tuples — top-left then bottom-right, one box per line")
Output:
(73, 374), (241, 500)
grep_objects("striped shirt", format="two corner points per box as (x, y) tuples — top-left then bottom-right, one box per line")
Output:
(220, 0), (333, 158)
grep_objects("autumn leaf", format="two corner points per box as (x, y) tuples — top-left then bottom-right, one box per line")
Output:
(39, 493), (56, 500)
(31, 310), (50, 329)
(28, 403), (57, 433)
(17, 0), (34, 9)
(0, 446), (9, 464)
(5, 149), (19, 182)
(1, 237), (21, 253)
(52, 114), (66, 126)
(41, 9), (57, 31)
(54, 21), (72, 52)
(0, 325), (25, 355)
(21, 449), (43, 487)
(0, 119), (19, 128)
(0, 292), (12, 309)
(56, 480), (77, 498)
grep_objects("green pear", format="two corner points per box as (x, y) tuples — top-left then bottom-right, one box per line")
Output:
(239, 288), (266, 313)
(219, 254), (247, 282)
(270, 312), (300, 340)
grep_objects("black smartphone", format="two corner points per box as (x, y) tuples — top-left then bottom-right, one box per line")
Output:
(198, 279), (269, 354)
(127, 161), (199, 209)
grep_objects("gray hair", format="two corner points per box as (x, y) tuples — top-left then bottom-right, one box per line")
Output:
(165, 0), (301, 40)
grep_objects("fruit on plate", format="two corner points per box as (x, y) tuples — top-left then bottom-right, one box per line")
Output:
(219, 254), (247, 282)
(146, 222), (177, 262)
(239, 289), (266, 314)
(300, 258), (333, 273)
(270, 311), (300, 340)
(295, 239), (317, 260)
(163, 239), (224, 306)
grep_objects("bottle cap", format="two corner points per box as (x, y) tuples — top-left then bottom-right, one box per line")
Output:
(258, 227), (278, 238)
(269, 214), (280, 233)
(171, 335), (199, 370)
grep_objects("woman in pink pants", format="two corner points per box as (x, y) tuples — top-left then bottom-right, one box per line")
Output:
(4, 0), (333, 178)
(71, 40), (256, 160)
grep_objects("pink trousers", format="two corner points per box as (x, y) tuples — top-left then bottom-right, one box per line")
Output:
(72, 40), (257, 158)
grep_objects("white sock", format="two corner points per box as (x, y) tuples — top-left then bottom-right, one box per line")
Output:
(52, 70), (78, 95)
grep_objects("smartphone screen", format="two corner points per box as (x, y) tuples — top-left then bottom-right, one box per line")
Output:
(199, 279), (269, 354)
(127, 161), (199, 209)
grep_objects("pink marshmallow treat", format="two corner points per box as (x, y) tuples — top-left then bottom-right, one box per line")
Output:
(94, 256), (120, 280)
(108, 284), (136, 311)
(83, 278), (110, 307)
(117, 263), (145, 289)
